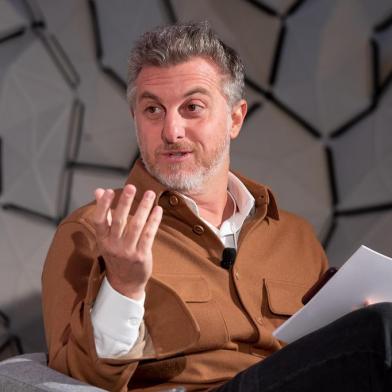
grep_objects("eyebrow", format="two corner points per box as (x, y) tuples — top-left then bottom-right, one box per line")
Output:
(139, 91), (160, 102)
(138, 87), (212, 103)
(183, 87), (212, 98)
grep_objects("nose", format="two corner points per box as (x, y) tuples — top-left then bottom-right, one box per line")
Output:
(161, 110), (185, 143)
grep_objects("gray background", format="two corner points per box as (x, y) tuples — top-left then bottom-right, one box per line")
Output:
(0, 0), (392, 355)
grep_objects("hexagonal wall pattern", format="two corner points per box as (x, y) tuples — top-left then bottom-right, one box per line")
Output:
(232, 88), (332, 238)
(67, 169), (126, 213)
(254, 0), (299, 16)
(330, 84), (392, 212)
(273, 0), (392, 136)
(35, 0), (138, 170)
(171, 0), (281, 89)
(327, 211), (392, 267)
(94, 0), (173, 83)
(373, 13), (392, 92)
(0, 29), (74, 219)
(0, 207), (55, 352)
(374, 27), (392, 88)
(0, 0), (392, 356)
(0, 0), (26, 41)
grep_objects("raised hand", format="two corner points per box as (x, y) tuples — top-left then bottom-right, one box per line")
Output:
(92, 184), (163, 300)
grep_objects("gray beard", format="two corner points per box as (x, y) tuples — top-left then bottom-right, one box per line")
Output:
(138, 137), (231, 193)
(141, 148), (229, 193)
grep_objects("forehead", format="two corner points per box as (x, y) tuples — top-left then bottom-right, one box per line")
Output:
(135, 57), (225, 99)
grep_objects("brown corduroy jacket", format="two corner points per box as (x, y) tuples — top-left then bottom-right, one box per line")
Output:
(42, 160), (328, 391)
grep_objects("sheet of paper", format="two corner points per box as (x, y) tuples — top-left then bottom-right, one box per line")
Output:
(273, 245), (392, 343)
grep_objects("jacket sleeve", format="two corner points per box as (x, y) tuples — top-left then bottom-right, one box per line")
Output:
(41, 219), (143, 392)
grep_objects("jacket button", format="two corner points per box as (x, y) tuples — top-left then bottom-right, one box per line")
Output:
(193, 224), (204, 235)
(256, 194), (265, 206)
(169, 195), (179, 206)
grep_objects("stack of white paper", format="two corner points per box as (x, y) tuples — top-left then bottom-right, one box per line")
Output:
(273, 246), (392, 343)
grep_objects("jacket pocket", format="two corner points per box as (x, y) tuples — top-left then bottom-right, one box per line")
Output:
(262, 278), (307, 328)
(156, 274), (211, 302)
(156, 274), (229, 352)
(264, 279), (306, 316)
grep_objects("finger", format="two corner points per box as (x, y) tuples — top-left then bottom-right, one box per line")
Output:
(137, 206), (163, 254)
(95, 188), (105, 201)
(125, 190), (156, 247)
(93, 188), (115, 237)
(110, 184), (136, 238)
(95, 188), (113, 226)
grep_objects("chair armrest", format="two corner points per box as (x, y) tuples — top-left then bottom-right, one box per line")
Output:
(0, 353), (186, 391)
(0, 353), (107, 391)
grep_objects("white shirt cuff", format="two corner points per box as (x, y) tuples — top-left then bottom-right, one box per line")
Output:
(91, 277), (145, 357)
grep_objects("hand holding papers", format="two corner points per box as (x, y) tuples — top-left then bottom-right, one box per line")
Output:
(273, 246), (392, 344)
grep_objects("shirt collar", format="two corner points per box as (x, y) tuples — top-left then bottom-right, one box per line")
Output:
(227, 172), (255, 219)
(179, 172), (255, 224)
(125, 159), (279, 221)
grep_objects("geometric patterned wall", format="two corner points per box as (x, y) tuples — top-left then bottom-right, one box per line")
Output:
(1, 0), (392, 354)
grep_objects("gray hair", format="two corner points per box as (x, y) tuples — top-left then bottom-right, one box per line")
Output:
(127, 21), (245, 108)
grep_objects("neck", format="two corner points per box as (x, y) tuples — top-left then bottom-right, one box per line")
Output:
(183, 165), (233, 228)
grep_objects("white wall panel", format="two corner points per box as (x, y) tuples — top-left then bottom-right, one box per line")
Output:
(273, 0), (392, 136)
(331, 84), (392, 210)
(171, 0), (280, 89)
(0, 31), (73, 217)
(95, 0), (172, 82)
(1, 0), (392, 354)
(327, 211), (392, 267)
(68, 169), (126, 213)
(36, 0), (138, 169)
(232, 97), (331, 237)
(255, 0), (297, 15)
(0, 0), (25, 39)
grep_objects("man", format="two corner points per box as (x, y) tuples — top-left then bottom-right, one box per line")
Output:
(42, 22), (392, 392)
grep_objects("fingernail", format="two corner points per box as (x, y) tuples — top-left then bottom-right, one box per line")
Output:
(94, 188), (103, 198)
(105, 189), (114, 198)
(145, 190), (155, 200)
(124, 184), (135, 196)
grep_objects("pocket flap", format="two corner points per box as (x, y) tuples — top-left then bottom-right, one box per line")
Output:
(264, 279), (306, 316)
(155, 274), (211, 303)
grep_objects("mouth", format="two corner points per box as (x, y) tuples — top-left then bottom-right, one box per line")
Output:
(167, 151), (189, 156)
(161, 151), (192, 161)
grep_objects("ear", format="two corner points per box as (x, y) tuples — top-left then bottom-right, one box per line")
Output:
(229, 99), (247, 139)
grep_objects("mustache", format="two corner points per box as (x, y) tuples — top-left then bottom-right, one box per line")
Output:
(156, 143), (194, 153)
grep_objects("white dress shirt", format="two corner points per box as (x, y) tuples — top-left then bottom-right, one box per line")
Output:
(91, 172), (255, 358)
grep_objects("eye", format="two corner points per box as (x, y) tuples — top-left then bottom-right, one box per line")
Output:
(188, 103), (199, 111)
(146, 106), (160, 113)
(144, 106), (163, 118)
(185, 102), (204, 114)
(181, 102), (205, 118)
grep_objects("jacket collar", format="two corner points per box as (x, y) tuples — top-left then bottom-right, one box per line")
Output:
(125, 159), (279, 221)
(232, 170), (280, 221)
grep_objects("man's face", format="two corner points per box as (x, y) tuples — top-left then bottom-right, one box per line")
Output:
(132, 57), (245, 192)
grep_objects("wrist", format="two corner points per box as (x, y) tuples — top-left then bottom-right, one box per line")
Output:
(123, 286), (146, 301)
(106, 275), (146, 300)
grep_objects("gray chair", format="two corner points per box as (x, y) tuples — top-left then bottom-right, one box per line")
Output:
(0, 353), (185, 391)
(0, 353), (107, 391)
